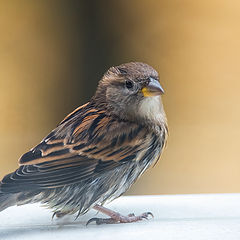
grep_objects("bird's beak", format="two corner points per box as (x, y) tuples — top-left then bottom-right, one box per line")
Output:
(141, 77), (164, 97)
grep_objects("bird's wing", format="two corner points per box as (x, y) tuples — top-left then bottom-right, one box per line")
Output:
(1, 103), (148, 192)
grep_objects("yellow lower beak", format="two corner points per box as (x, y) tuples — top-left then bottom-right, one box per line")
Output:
(141, 78), (164, 97)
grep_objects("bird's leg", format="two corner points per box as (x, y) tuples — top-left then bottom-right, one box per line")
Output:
(86, 204), (153, 225)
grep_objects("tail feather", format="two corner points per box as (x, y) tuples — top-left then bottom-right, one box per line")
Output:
(0, 192), (18, 212)
(0, 170), (43, 212)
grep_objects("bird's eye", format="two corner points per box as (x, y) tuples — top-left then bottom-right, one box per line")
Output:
(125, 80), (134, 89)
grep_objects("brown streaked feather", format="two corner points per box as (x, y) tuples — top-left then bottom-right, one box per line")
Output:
(59, 103), (89, 125)
(6, 102), (149, 190)
(72, 114), (99, 136)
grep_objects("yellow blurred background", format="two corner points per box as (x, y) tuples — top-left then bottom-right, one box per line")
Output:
(0, 0), (240, 195)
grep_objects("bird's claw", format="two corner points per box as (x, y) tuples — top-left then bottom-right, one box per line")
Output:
(141, 212), (154, 219)
(52, 212), (57, 220)
(86, 217), (99, 225)
(86, 211), (154, 225)
(86, 217), (117, 225)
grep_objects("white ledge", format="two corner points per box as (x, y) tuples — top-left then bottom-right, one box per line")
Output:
(1, 194), (240, 240)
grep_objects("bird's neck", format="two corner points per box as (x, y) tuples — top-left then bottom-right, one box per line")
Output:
(137, 96), (166, 124)
(91, 96), (167, 136)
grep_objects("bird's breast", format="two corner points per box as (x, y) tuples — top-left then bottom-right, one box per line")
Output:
(136, 131), (165, 171)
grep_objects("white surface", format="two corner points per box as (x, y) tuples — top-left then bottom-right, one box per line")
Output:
(1, 194), (240, 240)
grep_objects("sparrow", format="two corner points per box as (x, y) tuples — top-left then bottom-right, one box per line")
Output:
(0, 62), (168, 224)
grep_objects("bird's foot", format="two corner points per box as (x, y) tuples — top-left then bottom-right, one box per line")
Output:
(87, 204), (153, 225)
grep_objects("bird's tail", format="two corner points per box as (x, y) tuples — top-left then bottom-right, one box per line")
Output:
(0, 192), (18, 212)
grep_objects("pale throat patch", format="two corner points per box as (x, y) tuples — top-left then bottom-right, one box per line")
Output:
(138, 96), (165, 123)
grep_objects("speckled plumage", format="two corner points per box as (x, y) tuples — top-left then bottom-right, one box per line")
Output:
(0, 62), (168, 221)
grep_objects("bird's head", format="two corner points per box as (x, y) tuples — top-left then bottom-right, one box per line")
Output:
(92, 62), (166, 124)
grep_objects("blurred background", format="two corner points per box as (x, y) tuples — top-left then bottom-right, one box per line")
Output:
(0, 0), (240, 195)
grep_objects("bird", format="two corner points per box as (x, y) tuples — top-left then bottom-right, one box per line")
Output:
(0, 62), (168, 224)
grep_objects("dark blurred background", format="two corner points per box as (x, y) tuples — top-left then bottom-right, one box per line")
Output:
(1, 0), (240, 195)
